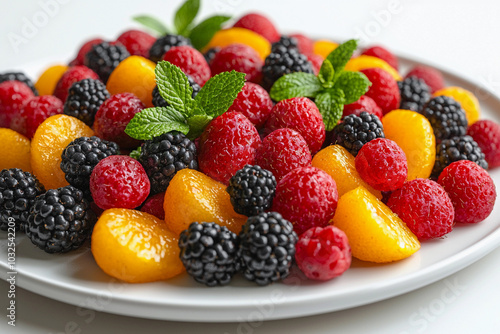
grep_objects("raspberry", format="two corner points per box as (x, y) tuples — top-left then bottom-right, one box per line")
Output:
(203, 47), (220, 64)
(63, 78), (110, 126)
(227, 82), (273, 128)
(53, 65), (99, 103)
(140, 192), (165, 220)
(263, 97), (325, 153)
(11, 95), (63, 138)
(0, 81), (35, 129)
(116, 29), (156, 58)
(398, 76), (431, 112)
(0, 72), (38, 95)
(149, 34), (192, 63)
(467, 120), (500, 168)
(84, 42), (130, 83)
(152, 75), (200, 108)
(290, 33), (314, 55)
(421, 96), (468, 141)
(198, 111), (261, 185)
(361, 68), (401, 115)
(355, 138), (408, 191)
(307, 53), (324, 75)
(405, 65), (444, 93)
(94, 93), (145, 149)
(387, 178), (455, 240)
(271, 166), (338, 236)
(361, 45), (399, 70)
(438, 160), (496, 224)
(433, 136), (488, 177)
(342, 95), (383, 120)
(209, 43), (263, 84)
(162, 46), (211, 86)
(69, 38), (104, 66)
(90, 155), (150, 210)
(233, 13), (280, 43)
(254, 128), (312, 182)
(295, 226), (351, 281)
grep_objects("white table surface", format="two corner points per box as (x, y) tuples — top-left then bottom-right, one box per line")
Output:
(1, 0), (500, 333)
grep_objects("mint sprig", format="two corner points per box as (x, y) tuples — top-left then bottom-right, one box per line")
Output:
(125, 61), (245, 140)
(269, 39), (372, 131)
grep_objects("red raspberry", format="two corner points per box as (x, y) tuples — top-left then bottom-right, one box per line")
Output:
(438, 160), (496, 224)
(342, 95), (383, 120)
(254, 128), (312, 182)
(116, 29), (156, 58)
(290, 33), (314, 55)
(162, 46), (211, 86)
(295, 226), (351, 281)
(387, 178), (455, 240)
(90, 155), (150, 210)
(140, 192), (166, 220)
(271, 166), (338, 235)
(209, 43), (263, 84)
(198, 111), (261, 185)
(307, 53), (324, 76)
(227, 82), (273, 128)
(11, 95), (63, 138)
(361, 45), (399, 70)
(69, 38), (104, 66)
(94, 93), (144, 149)
(405, 65), (444, 93)
(361, 68), (401, 115)
(355, 138), (408, 191)
(467, 120), (500, 168)
(53, 66), (99, 103)
(233, 13), (280, 43)
(0, 81), (34, 128)
(263, 97), (325, 153)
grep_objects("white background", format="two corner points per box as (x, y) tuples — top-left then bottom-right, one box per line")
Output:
(1, 0), (500, 333)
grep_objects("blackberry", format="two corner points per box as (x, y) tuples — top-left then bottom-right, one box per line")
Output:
(227, 165), (277, 216)
(139, 131), (198, 195)
(332, 111), (385, 156)
(421, 95), (468, 141)
(25, 186), (96, 253)
(397, 76), (431, 112)
(148, 34), (192, 63)
(0, 71), (38, 95)
(152, 75), (200, 108)
(61, 136), (119, 198)
(433, 135), (488, 177)
(271, 35), (298, 50)
(203, 47), (220, 64)
(63, 79), (110, 126)
(239, 212), (298, 286)
(179, 222), (239, 286)
(84, 42), (130, 83)
(0, 169), (45, 232)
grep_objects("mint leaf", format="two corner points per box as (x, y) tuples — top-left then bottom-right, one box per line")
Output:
(133, 15), (169, 35)
(129, 146), (142, 160)
(174, 0), (200, 35)
(270, 72), (323, 101)
(125, 107), (189, 140)
(315, 89), (345, 131)
(326, 39), (358, 81)
(334, 71), (371, 104)
(155, 61), (194, 114)
(318, 59), (335, 88)
(194, 70), (245, 117)
(187, 114), (213, 139)
(189, 15), (231, 50)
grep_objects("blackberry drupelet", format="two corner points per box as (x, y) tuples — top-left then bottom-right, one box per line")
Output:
(332, 111), (385, 156)
(148, 34), (192, 63)
(152, 75), (201, 108)
(203, 47), (220, 64)
(0, 169), (45, 231)
(397, 76), (431, 112)
(0, 71), (38, 95)
(239, 212), (298, 286)
(420, 95), (468, 141)
(139, 131), (198, 195)
(63, 79), (110, 126)
(433, 135), (488, 177)
(178, 222), (239, 286)
(84, 42), (130, 83)
(61, 136), (119, 198)
(271, 35), (298, 50)
(227, 165), (277, 216)
(25, 186), (96, 253)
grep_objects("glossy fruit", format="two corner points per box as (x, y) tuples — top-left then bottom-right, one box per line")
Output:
(361, 68), (401, 115)
(163, 46), (211, 86)
(313, 40), (338, 58)
(233, 13), (280, 43)
(361, 45), (399, 70)
(34, 65), (68, 96)
(0, 81), (34, 128)
(91, 208), (184, 283)
(53, 65), (99, 103)
(332, 186), (420, 263)
(209, 43), (263, 83)
(0, 128), (32, 173)
(204, 27), (271, 60)
(433, 86), (480, 125)
(12, 95), (63, 138)
(345, 55), (401, 81)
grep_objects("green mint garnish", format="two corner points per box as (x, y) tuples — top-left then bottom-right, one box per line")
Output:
(155, 61), (193, 113)
(129, 146), (142, 160)
(132, 15), (170, 35)
(270, 39), (372, 131)
(189, 15), (231, 50)
(173, 0), (200, 36)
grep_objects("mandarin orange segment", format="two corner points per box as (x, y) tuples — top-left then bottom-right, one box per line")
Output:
(31, 114), (93, 189)
(433, 86), (481, 125)
(313, 40), (339, 58)
(0, 128), (32, 173)
(312, 145), (382, 199)
(203, 27), (271, 60)
(332, 186), (420, 263)
(164, 169), (247, 236)
(382, 109), (435, 180)
(34, 64), (68, 96)
(345, 55), (401, 80)
(106, 55), (156, 107)
(91, 208), (184, 283)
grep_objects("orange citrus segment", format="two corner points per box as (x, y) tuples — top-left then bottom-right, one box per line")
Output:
(34, 64), (68, 96)
(433, 86), (480, 125)
(345, 55), (401, 81)
(0, 128), (32, 173)
(313, 40), (339, 58)
(203, 27), (271, 60)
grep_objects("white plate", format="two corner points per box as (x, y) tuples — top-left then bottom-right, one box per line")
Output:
(1, 56), (500, 322)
